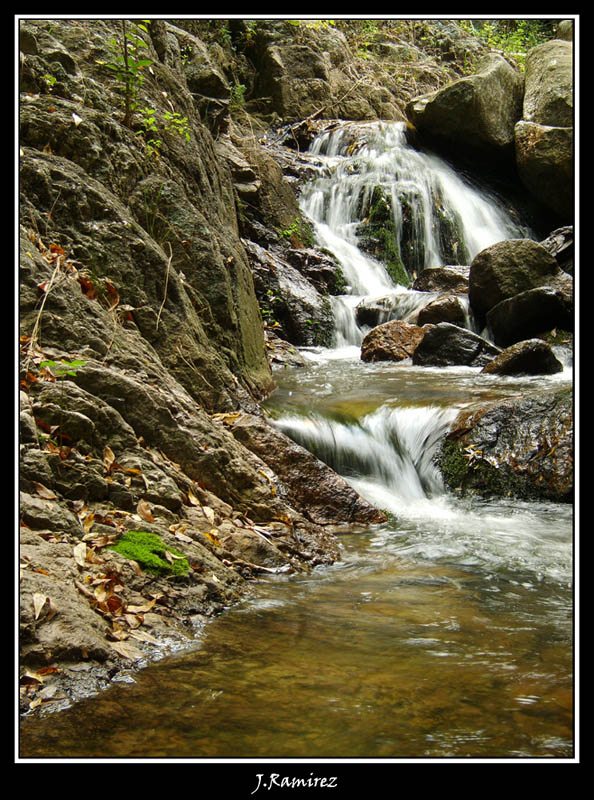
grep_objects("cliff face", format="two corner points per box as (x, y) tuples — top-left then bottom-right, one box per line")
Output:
(18, 18), (391, 708)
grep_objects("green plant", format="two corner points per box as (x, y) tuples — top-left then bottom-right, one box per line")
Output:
(108, 530), (190, 577)
(105, 19), (153, 126)
(38, 358), (86, 447)
(229, 80), (247, 110)
(163, 110), (191, 142)
(136, 106), (162, 156)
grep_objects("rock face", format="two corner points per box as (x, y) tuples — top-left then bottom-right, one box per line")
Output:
(438, 387), (573, 502)
(18, 19), (389, 706)
(514, 39), (574, 221)
(406, 54), (524, 163)
(361, 320), (432, 363)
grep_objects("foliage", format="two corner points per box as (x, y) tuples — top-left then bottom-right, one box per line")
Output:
(108, 530), (190, 577)
(458, 19), (554, 66)
(104, 19), (153, 126)
(163, 110), (191, 142)
(278, 217), (315, 248)
(229, 80), (247, 110)
(39, 358), (86, 378)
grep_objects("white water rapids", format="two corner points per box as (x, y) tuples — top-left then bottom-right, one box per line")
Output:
(299, 120), (532, 346)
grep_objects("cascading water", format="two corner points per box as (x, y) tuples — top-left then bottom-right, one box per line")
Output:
(299, 121), (532, 345)
(20, 122), (573, 761)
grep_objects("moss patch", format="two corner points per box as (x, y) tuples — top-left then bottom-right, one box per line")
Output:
(108, 531), (190, 577)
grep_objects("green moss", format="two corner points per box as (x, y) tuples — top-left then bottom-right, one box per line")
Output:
(356, 186), (411, 288)
(108, 530), (190, 577)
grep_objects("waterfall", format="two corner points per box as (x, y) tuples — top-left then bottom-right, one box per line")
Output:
(274, 404), (458, 515)
(299, 121), (532, 345)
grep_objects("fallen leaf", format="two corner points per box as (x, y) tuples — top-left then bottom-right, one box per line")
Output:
(202, 506), (215, 524)
(32, 593), (56, 620)
(33, 482), (56, 500)
(126, 599), (156, 614)
(103, 445), (116, 474)
(109, 641), (145, 660)
(137, 498), (155, 522)
(128, 630), (159, 645)
(72, 112), (83, 126)
(73, 541), (87, 567)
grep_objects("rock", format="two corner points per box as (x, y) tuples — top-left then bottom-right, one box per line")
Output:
(355, 290), (442, 328)
(412, 322), (501, 367)
(540, 225), (573, 275)
(514, 39), (573, 221)
(227, 413), (387, 527)
(486, 285), (573, 347)
(243, 239), (334, 347)
(481, 339), (564, 375)
(522, 39), (573, 128)
(406, 54), (524, 162)
(468, 238), (562, 326)
(514, 121), (573, 221)
(412, 265), (470, 294)
(437, 387), (573, 502)
(264, 329), (308, 368)
(361, 320), (432, 363)
(556, 20), (574, 41)
(417, 294), (468, 327)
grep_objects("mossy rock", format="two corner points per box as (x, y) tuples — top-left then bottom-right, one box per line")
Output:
(108, 530), (190, 577)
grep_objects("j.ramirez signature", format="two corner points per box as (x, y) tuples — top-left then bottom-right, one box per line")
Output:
(251, 773), (338, 793)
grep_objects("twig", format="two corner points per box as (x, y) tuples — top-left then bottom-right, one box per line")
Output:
(155, 241), (172, 331)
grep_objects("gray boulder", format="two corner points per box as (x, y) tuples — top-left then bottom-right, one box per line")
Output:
(514, 39), (574, 221)
(486, 285), (573, 347)
(412, 322), (501, 367)
(468, 238), (562, 325)
(406, 54), (524, 160)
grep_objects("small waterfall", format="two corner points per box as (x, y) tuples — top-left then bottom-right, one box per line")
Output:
(300, 121), (531, 345)
(274, 404), (458, 514)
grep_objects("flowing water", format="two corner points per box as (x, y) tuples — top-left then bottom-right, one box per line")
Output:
(19, 123), (574, 762)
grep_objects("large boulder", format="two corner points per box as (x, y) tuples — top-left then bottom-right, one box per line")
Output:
(406, 54), (524, 163)
(412, 322), (501, 367)
(486, 285), (573, 347)
(468, 238), (562, 326)
(514, 39), (574, 221)
(411, 265), (470, 294)
(437, 387), (573, 502)
(360, 320), (432, 363)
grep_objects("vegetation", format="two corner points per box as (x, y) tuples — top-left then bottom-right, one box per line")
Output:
(459, 19), (555, 67)
(105, 19), (153, 127)
(108, 531), (191, 577)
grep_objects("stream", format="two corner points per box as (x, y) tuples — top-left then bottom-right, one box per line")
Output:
(19, 122), (574, 761)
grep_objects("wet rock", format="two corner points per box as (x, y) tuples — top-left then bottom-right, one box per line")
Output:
(437, 387), (573, 502)
(228, 413), (387, 527)
(243, 239), (334, 347)
(417, 294), (468, 327)
(468, 238), (563, 326)
(412, 265), (470, 294)
(412, 322), (500, 367)
(361, 320), (433, 363)
(540, 225), (573, 275)
(486, 285), (573, 348)
(481, 338), (564, 375)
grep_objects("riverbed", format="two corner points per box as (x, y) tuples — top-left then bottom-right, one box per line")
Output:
(19, 353), (574, 760)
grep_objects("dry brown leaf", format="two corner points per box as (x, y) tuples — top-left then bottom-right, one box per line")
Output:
(103, 445), (116, 474)
(187, 486), (201, 506)
(128, 630), (160, 645)
(126, 598), (156, 614)
(33, 482), (56, 500)
(137, 498), (155, 522)
(109, 641), (145, 660)
(73, 541), (87, 567)
(32, 593), (56, 620)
